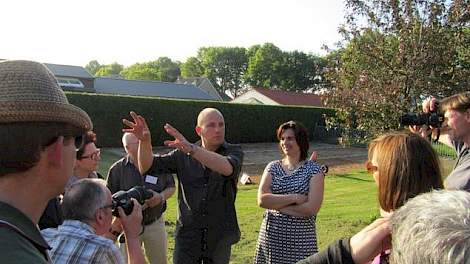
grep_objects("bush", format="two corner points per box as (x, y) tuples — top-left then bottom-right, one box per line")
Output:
(66, 92), (335, 147)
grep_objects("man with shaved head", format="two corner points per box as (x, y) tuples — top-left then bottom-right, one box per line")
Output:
(123, 108), (244, 264)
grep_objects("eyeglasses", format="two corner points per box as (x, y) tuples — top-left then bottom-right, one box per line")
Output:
(81, 149), (101, 160)
(365, 161), (378, 173)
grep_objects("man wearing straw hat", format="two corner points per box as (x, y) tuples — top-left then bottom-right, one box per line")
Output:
(0, 60), (92, 263)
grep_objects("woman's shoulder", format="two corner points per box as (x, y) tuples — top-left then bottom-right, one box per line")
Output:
(304, 160), (323, 174)
(265, 160), (282, 170)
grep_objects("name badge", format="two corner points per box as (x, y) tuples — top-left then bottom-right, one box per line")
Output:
(145, 175), (158, 185)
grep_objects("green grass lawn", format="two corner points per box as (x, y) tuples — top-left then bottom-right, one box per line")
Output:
(99, 148), (379, 263)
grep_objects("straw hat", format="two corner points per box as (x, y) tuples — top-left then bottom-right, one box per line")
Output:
(0, 60), (92, 131)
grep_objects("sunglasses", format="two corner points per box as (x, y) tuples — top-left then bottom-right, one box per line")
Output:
(365, 161), (378, 173)
(45, 133), (85, 151)
(281, 121), (296, 129)
(81, 149), (101, 161)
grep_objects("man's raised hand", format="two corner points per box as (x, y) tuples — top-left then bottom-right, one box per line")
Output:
(122, 111), (151, 142)
(163, 123), (193, 154)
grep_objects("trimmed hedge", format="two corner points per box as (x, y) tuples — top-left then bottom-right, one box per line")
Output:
(66, 92), (336, 147)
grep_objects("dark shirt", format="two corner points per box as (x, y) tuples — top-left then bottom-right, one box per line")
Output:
(0, 201), (51, 264)
(107, 156), (175, 222)
(447, 140), (470, 191)
(148, 142), (243, 246)
(296, 238), (354, 264)
(38, 197), (63, 230)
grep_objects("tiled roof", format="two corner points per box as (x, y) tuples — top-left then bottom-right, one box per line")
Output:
(94, 77), (216, 100)
(44, 63), (93, 79)
(253, 87), (323, 107)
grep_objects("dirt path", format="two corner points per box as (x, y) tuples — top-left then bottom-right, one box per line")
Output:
(240, 142), (367, 183)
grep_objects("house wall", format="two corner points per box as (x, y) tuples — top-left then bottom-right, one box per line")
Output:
(231, 90), (279, 105)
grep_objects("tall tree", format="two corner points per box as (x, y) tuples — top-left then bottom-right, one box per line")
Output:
(95, 62), (124, 77)
(244, 43), (284, 89)
(197, 47), (248, 97)
(181, 57), (204, 78)
(324, 0), (470, 134)
(85, 60), (101, 75)
(121, 57), (181, 82)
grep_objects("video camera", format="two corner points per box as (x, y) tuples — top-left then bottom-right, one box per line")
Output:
(399, 102), (444, 127)
(111, 186), (153, 217)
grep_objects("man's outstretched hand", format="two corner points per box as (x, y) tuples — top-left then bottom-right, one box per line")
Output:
(163, 123), (193, 154)
(122, 111), (151, 142)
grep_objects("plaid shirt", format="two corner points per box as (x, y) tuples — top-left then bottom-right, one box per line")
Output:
(41, 220), (124, 264)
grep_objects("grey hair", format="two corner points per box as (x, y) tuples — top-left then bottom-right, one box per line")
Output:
(391, 190), (470, 264)
(62, 178), (108, 223)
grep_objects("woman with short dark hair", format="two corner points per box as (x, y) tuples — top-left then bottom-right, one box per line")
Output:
(254, 121), (325, 264)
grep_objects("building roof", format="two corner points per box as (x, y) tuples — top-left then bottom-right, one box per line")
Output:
(177, 77), (223, 101)
(251, 87), (324, 107)
(94, 77), (216, 100)
(44, 63), (94, 79)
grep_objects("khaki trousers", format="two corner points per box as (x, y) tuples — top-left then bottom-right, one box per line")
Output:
(120, 215), (167, 264)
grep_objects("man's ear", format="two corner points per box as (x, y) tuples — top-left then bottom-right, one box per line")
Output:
(46, 136), (64, 168)
(195, 126), (202, 136)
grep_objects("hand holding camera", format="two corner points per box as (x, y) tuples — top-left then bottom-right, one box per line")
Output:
(111, 186), (153, 217)
(118, 199), (143, 240)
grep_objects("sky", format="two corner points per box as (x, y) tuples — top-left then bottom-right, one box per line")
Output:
(0, 0), (346, 67)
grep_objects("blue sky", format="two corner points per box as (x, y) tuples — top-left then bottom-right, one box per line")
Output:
(0, 0), (346, 66)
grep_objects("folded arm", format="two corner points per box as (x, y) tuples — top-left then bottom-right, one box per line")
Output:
(279, 173), (324, 217)
(257, 165), (307, 210)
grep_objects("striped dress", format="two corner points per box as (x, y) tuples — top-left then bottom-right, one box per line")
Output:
(254, 160), (321, 264)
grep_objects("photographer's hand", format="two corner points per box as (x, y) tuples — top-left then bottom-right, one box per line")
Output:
(119, 199), (145, 264)
(119, 199), (143, 239)
(145, 190), (163, 208)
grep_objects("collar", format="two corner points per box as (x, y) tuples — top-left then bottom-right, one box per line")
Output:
(198, 140), (228, 153)
(0, 201), (51, 250)
(59, 220), (96, 234)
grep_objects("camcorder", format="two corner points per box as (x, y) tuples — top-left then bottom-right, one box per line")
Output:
(111, 186), (153, 217)
(399, 102), (444, 128)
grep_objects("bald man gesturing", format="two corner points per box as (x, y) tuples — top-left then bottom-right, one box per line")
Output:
(123, 108), (244, 264)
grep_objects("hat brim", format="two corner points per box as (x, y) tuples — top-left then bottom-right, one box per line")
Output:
(0, 101), (93, 132)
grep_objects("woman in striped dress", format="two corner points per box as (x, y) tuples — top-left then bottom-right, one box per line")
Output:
(254, 121), (325, 264)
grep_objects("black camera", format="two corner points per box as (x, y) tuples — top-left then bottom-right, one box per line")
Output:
(400, 101), (444, 127)
(111, 186), (153, 217)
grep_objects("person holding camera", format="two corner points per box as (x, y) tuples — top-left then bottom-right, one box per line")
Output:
(107, 132), (176, 264)
(410, 92), (470, 191)
(41, 178), (145, 264)
(123, 108), (244, 264)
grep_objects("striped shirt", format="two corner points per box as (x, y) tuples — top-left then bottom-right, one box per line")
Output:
(41, 220), (124, 264)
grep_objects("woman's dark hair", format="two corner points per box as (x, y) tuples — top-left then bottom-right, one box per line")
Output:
(276, 121), (309, 161)
(76, 131), (97, 160)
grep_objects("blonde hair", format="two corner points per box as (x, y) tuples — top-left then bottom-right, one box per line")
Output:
(441, 92), (470, 113)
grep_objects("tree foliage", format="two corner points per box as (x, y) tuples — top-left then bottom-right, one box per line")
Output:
(95, 62), (124, 78)
(85, 60), (101, 75)
(244, 43), (327, 92)
(121, 57), (181, 82)
(197, 47), (248, 97)
(324, 0), (470, 135)
(181, 57), (204, 78)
